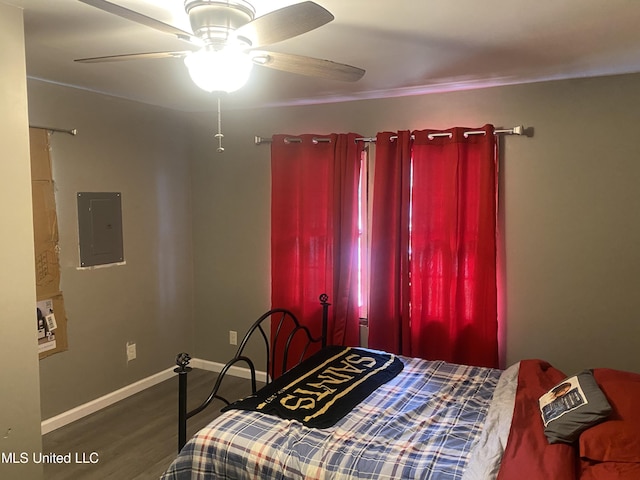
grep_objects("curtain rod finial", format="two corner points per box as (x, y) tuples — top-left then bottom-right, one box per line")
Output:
(255, 135), (271, 145)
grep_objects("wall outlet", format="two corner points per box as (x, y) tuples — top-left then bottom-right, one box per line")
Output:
(229, 330), (237, 346)
(127, 342), (136, 362)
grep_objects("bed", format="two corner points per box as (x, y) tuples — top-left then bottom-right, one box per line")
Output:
(161, 296), (640, 479)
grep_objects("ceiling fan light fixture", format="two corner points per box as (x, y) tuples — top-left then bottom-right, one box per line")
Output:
(184, 0), (255, 43)
(184, 46), (253, 93)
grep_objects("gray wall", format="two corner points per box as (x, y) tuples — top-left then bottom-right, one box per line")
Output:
(189, 117), (272, 365)
(27, 79), (196, 419)
(0, 4), (43, 479)
(191, 73), (640, 375)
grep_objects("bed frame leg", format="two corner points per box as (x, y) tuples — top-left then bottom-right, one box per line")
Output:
(175, 352), (192, 452)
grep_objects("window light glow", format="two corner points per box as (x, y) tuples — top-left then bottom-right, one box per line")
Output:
(357, 150), (368, 319)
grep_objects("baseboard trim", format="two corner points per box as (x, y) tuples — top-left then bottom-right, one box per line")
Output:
(41, 358), (267, 435)
(190, 358), (267, 383)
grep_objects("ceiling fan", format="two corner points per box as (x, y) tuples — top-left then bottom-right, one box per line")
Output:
(76, 0), (364, 152)
(76, 0), (366, 91)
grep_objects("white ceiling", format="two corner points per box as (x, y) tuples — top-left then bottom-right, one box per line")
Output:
(7, 0), (640, 112)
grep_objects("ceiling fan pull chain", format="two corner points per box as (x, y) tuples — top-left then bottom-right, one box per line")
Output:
(215, 95), (224, 153)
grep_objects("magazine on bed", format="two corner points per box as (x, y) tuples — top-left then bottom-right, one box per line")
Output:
(538, 375), (587, 426)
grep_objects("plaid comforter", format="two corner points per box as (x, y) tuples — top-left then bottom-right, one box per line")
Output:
(161, 355), (502, 480)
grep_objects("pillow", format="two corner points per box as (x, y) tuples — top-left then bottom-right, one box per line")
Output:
(539, 369), (611, 444)
(579, 460), (640, 480)
(579, 368), (640, 462)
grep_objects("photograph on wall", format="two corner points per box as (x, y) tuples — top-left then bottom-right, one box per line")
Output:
(37, 298), (58, 354)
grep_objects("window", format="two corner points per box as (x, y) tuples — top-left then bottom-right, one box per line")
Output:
(357, 148), (369, 321)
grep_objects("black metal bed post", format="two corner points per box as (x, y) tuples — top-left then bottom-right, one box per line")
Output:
(319, 293), (330, 348)
(175, 353), (192, 452)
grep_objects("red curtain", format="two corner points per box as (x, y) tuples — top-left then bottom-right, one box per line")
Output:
(367, 131), (412, 355)
(368, 125), (499, 368)
(271, 133), (362, 376)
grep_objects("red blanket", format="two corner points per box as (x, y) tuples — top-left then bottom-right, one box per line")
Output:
(497, 359), (577, 479)
(498, 360), (640, 480)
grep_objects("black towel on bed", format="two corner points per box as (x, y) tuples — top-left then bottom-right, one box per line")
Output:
(221, 346), (404, 428)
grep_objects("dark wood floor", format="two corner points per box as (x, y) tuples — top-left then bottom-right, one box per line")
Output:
(42, 369), (260, 480)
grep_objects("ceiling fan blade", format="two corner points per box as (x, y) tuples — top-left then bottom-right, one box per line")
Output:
(252, 51), (365, 82)
(78, 0), (195, 42)
(75, 51), (191, 63)
(236, 1), (334, 48)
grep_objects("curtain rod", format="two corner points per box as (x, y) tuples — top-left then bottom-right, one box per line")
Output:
(255, 125), (527, 145)
(30, 125), (77, 136)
